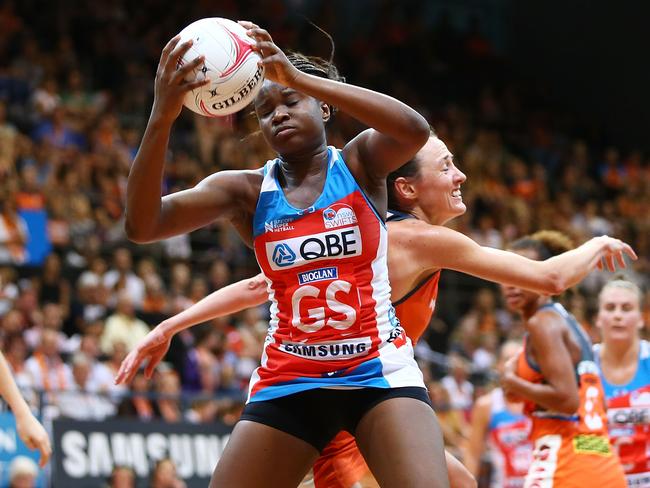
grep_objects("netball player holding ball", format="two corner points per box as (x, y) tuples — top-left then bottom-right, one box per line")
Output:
(501, 232), (628, 488)
(594, 278), (650, 487)
(120, 129), (635, 487)
(117, 18), (451, 487)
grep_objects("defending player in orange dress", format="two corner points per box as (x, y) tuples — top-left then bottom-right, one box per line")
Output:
(119, 135), (634, 488)
(501, 231), (628, 488)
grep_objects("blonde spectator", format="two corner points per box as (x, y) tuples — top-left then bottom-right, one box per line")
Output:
(8, 456), (39, 488)
(100, 292), (149, 354)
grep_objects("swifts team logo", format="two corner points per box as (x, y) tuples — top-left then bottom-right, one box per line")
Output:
(323, 203), (358, 229)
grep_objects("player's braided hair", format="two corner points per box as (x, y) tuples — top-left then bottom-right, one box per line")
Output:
(287, 52), (345, 83)
(509, 230), (574, 259)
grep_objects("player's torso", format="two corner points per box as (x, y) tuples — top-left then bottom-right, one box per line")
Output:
(387, 211), (440, 344)
(595, 340), (650, 485)
(248, 148), (419, 402)
(488, 388), (532, 488)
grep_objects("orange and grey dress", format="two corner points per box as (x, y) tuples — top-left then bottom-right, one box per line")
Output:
(516, 302), (626, 488)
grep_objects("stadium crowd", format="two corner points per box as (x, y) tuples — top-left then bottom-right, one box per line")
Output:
(0, 0), (648, 485)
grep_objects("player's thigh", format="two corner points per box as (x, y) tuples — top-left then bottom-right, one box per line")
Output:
(210, 420), (319, 488)
(355, 397), (449, 488)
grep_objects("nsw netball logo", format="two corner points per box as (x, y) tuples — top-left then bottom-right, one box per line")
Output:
(323, 203), (357, 229)
(272, 243), (296, 267)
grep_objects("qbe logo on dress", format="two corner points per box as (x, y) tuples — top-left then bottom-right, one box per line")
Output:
(266, 226), (362, 271)
(323, 203), (357, 229)
(272, 243), (296, 267)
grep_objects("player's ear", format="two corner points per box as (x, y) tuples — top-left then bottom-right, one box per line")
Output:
(320, 102), (331, 123)
(393, 176), (417, 205)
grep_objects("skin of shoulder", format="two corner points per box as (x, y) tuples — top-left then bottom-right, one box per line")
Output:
(196, 168), (264, 247)
(387, 219), (434, 301)
(387, 219), (460, 300)
(527, 310), (568, 355)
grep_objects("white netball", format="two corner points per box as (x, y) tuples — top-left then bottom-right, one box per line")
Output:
(177, 17), (265, 117)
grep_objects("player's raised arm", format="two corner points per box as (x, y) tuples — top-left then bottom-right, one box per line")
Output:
(240, 20), (430, 178)
(124, 36), (258, 243)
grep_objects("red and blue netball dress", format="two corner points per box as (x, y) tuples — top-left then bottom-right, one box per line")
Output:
(487, 388), (532, 488)
(594, 340), (650, 487)
(248, 147), (424, 403)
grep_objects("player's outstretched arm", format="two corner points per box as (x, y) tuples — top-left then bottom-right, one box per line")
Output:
(0, 352), (51, 467)
(115, 273), (268, 385)
(240, 20), (430, 177)
(394, 221), (636, 295)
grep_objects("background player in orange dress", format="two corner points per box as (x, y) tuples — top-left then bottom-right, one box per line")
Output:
(501, 231), (628, 488)
(119, 133), (634, 488)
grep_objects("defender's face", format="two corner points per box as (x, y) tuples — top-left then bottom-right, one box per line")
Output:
(413, 137), (467, 225)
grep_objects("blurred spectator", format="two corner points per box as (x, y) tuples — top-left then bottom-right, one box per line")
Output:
(0, 193), (29, 265)
(31, 77), (60, 118)
(183, 326), (219, 393)
(8, 455), (38, 488)
(118, 371), (154, 421)
(24, 302), (74, 354)
(100, 292), (150, 354)
(441, 353), (474, 412)
(1, 309), (27, 337)
(149, 458), (186, 488)
(79, 334), (117, 394)
(168, 262), (192, 313)
(58, 352), (115, 420)
(69, 265), (109, 334)
(154, 370), (182, 423)
(24, 329), (73, 411)
(3, 333), (33, 394)
(32, 252), (70, 318)
(107, 465), (136, 488)
(0, 266), (19, 316)
(102, 340), (130, 397)
(46, 194), (71, 251)
(0, 99), (18, 177)
(428, 380), (470, 459)
(103, 247), (145, 309)
(207, 259), (231, 293)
